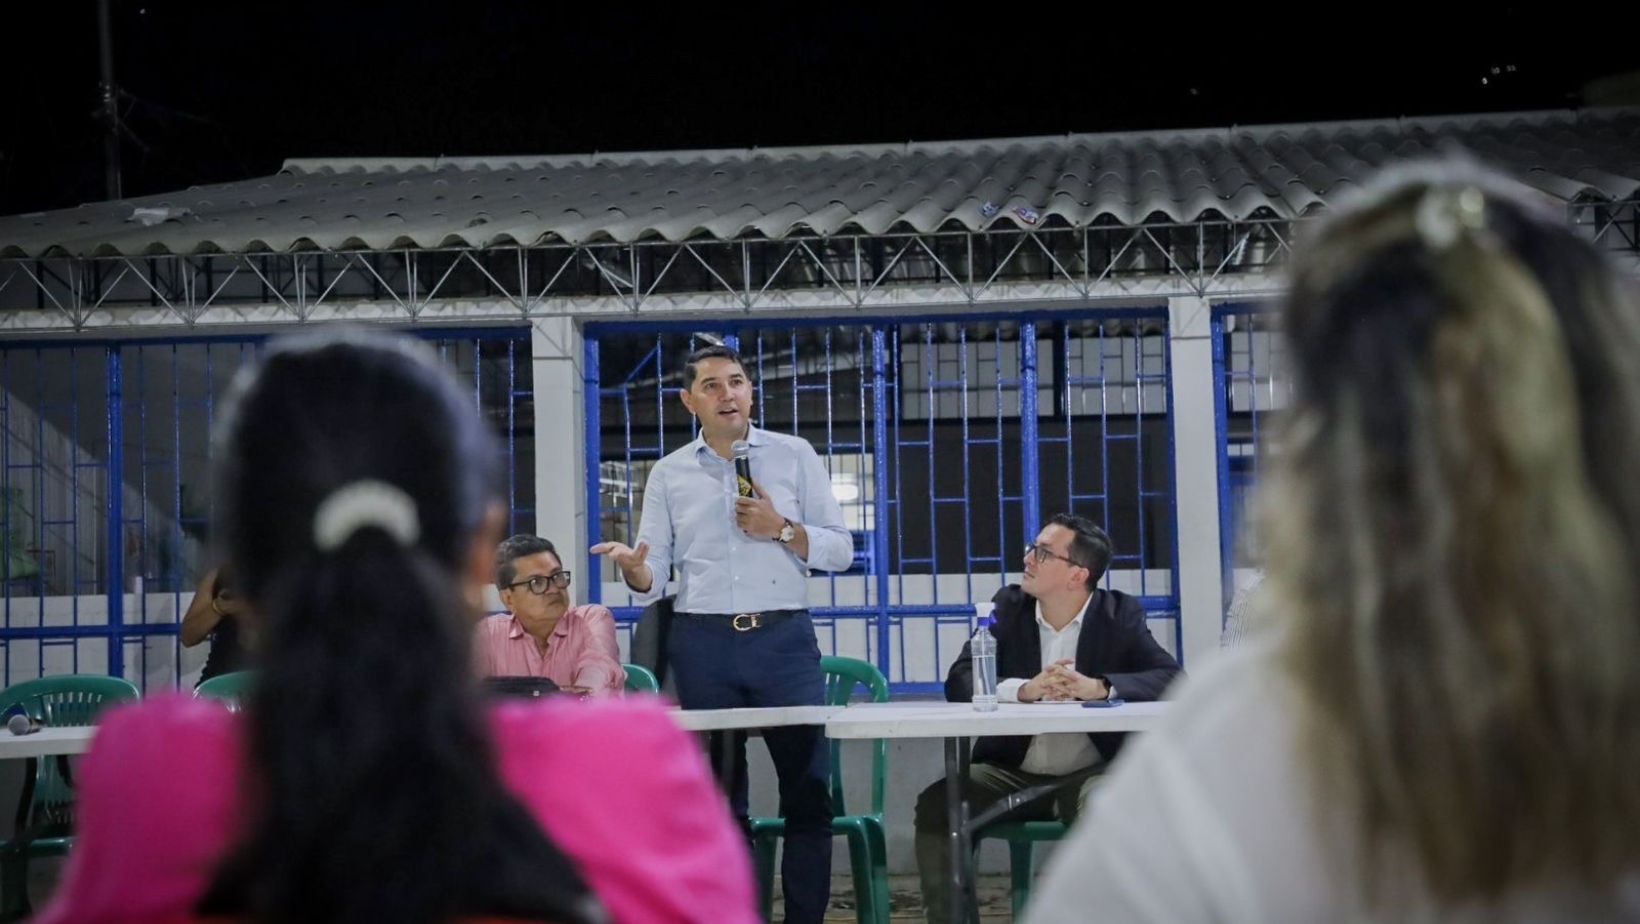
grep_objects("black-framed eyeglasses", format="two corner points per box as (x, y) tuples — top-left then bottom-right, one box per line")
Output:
(504, 572), (572, 594)
(1024, 543), (1083, 568)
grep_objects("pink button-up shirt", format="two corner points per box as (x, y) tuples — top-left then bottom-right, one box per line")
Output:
(473, 603), (627, 695)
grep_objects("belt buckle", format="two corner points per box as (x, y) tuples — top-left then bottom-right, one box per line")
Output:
(732, 612), (761, 632)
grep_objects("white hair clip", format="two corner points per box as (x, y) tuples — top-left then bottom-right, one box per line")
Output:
(1415, 185), (1487, 250)
(312, 480), (421, 552)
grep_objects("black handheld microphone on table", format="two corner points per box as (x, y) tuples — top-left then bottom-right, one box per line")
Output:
(731, 440), (756, 498)
(7, 713), (42, 736)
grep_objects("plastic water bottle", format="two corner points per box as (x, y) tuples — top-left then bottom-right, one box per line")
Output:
(971, 615), (998, 712)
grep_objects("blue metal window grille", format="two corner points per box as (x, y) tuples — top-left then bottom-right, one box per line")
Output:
(1210, 303), (1292, 617)
(0, 328), (530, 690)
(585, 309), (1181, 692)
(120, 338), (260, 690)
(423, 331), (536, 537)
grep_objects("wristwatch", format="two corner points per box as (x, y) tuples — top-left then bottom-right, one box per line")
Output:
(777, 519), (796, 544)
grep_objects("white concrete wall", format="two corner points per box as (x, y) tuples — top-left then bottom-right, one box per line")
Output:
(530, 317), (588, 561)
(596, 565), (1179, 685)
(1167, 296), (1226, 671)
(0, 591), (208, 691)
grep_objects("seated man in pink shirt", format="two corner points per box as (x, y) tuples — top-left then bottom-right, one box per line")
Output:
(475, 534), (627, 695)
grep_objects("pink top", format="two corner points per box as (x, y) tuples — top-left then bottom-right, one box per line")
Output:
(34, 695), (757, 924)
(473, 604), (627, 695)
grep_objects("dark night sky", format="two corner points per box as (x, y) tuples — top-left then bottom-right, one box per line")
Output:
(3, 4), (1636, 216)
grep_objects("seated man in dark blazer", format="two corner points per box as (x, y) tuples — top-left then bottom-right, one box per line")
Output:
(913, 512), (1183, 924)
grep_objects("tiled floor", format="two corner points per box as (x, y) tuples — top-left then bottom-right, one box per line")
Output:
(773, 873), (1020, 923)
(20, 861), (1023, 923)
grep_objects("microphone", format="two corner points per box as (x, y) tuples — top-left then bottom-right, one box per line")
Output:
(731, 440), (756, 499)
(7, 713), (42, 736)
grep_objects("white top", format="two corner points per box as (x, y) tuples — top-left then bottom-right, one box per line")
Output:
(996, 594), (1102, 775)
(823, 701), (1166, 739)
(668, 705), (840, 732)
(0, 725), (97, 760)
(1022, 642), (1640, 924)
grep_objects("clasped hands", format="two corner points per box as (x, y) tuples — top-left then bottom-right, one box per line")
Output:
(1017, 658), (1109, 702)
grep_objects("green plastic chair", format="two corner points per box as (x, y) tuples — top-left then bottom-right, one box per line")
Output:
(622, 663), (659, 693)
(194, 670), (257, 709)
(972, 819), (1069, 918)
(750, 655), (890, 924)
(0, 674), (141, 918)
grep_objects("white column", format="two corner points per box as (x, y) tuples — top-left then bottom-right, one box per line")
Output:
(529, 317), (588, 602)
(1167, 295), (1225, 669)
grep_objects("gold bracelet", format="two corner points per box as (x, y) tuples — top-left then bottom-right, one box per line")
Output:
(211, 596), (226, 617)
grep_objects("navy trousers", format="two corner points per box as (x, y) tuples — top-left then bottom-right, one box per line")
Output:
(669, 611), (833, 924)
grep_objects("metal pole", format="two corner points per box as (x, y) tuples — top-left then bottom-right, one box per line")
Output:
(97, 0), (122, 201)
(105, 346), (123, 676)
(1210, 310), (1235, 620)
(871, 329), (891, 680)
(1021, 322), (1041, 539)
(582, 334), (602, 603)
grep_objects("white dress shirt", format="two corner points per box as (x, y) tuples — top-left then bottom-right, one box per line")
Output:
(997, 593), (1105, 775)
(627, 425), (853, 613)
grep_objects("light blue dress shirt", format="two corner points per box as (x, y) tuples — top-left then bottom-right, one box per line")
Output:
(627, 425), (853, 613)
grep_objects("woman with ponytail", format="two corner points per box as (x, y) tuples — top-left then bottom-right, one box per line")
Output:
(36, 330), (758, 924)
(1025, 163), (1640, 923)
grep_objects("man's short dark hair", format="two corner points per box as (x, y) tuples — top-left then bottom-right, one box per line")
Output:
(681, 344), (746, 391)
(1049, 513), (1112, 590)
(495, 534), (558, 588)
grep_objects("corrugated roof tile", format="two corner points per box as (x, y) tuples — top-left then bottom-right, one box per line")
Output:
(2, 109), (1636, 258)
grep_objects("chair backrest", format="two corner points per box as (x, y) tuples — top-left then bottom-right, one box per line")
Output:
(0, 674), (140, 728)
(628, 595), (675, 688)
(194, 670), (257, 709)
(622, 663), (659, 693)
(0, 674), (141, 818)
(819, 655), (889, 817)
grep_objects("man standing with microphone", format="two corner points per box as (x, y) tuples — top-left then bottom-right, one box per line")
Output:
(592, 343), (852, 924)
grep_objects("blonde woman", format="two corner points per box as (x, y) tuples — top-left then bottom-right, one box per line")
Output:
(1025, 164), (1640, 923)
